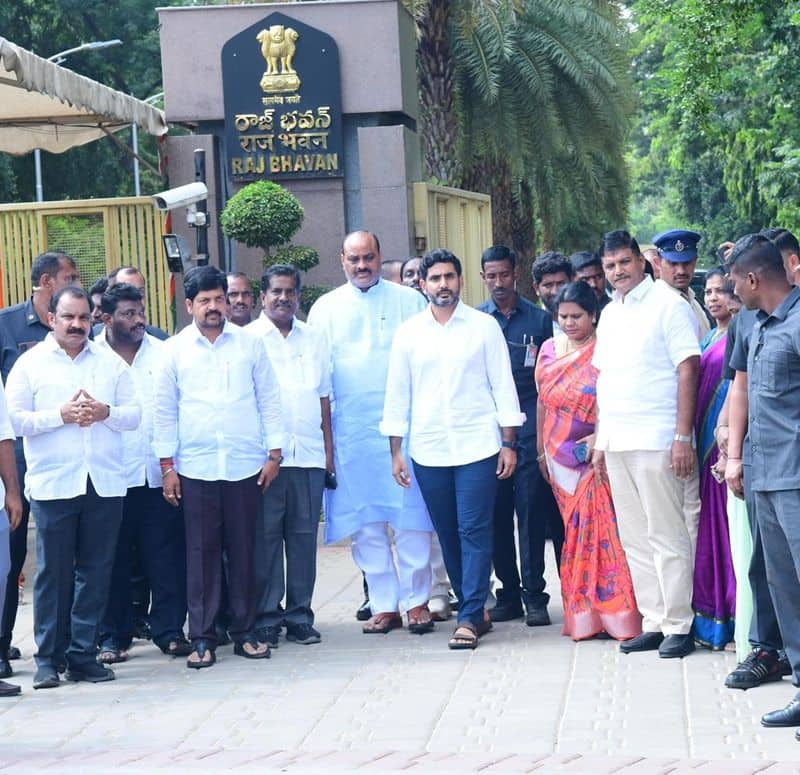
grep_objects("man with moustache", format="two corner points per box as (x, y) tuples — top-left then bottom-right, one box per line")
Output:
(6, 286), (140, 688)
(532, 252), (574, 332)
(96, 284), (189, 663)
(247, 265), (333, 647)
(308, 231), (433, 635)
(0, 251), (81, 680)
(593, 230), (700, 659)
(226, 272), (255, 327)
(400, 257), (423, 293)
(570, 252), (610, 316)
(98, 267), (168, 341)
(652, 230), (712, 339)
(477, 245), (562, 626)
(153, 266), (284, 667)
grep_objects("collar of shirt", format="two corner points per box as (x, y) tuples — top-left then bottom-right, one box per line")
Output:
(251, 312), (299, 339)
(346, 277), (384, 298)
(41, 331), (99, 362)
(95, 327), (157, 366)
(188, 318), (235, 346)
(423, 299), (468, 327)
(756, 286), (800, 325)
(612, 274), (653, 304)
(483, 294), (524, 319)
(23, 298), (47, 329)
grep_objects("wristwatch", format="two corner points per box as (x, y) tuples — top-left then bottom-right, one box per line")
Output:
(673, 433), (692, 443)
(501, 440), (517, 450)
(268, 454), (284, 464)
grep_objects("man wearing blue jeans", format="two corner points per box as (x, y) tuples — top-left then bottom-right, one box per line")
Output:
(381, 249), (524, 649)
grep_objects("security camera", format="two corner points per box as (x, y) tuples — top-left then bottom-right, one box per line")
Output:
(152, 182), (208, 211)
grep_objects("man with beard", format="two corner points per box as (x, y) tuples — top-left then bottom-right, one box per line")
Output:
(308, 231), (433, 636)
(96, 283), (190, 663)
(153, 266), (284, 667)
(0, 251), (81, 681)
(382, 249), (523, 650)
(532, 252), (574, 333)
(6, 286), (140, 688)
(652, 230), (712, 339)
(247, 265), (333, 647)
(101, 267), (169, 341)
(477, 245), (562, 626)
(226, 272), (255, 327)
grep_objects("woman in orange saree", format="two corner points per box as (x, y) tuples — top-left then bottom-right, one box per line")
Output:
(535, 282), (641, 641)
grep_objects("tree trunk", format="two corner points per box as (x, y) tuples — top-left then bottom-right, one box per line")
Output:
(416, 0), (463, 186)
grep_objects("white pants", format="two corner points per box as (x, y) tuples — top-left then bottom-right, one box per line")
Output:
(351, 523), (432, 614)
(681, 469), (701, 559)
(605, 450), (694, 635)
(430, 532), (450, 599)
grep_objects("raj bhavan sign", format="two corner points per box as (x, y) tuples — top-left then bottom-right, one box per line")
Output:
(222, 12), (344, 181)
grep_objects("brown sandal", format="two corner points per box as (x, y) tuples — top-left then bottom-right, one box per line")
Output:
(362, 612), (403, 634)
(448, 623), (478, 650)
(407, 604), (435, 635)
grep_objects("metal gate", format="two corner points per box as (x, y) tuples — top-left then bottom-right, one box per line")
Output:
(0, 197), (173, 332)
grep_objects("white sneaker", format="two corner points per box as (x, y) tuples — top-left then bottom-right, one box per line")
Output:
(428, 594), (451, 621)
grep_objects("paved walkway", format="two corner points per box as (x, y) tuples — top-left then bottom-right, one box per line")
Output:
(2, 530), (800, 773)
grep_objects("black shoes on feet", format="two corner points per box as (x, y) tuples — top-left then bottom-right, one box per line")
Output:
(355, 598), (371, 621)
(620, 631), (664, 654)
(658, 634), (695, 659)
(762, 695), (800, 727)
(0, 679), (20, 696)
(489, 599), (524, 622)
(0, 657), (12, 679)
(66, 662), (115, 683)
(33, 666), (60, 690)
(726, 648), (789, 690)
(286, 624), (321, 645)
(526, 606), (551, 627)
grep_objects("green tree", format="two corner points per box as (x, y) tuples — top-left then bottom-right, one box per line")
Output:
(411, 0), (633, 278)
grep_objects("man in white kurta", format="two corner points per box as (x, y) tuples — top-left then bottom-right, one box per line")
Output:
(307, 230), (434, 634)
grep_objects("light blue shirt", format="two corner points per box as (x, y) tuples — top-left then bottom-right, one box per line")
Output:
(308, 278), (431, 542)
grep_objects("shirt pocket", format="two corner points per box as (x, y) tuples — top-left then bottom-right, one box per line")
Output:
(763, 349), (796, 396)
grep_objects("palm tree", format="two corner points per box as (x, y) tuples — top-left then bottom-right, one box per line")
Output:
(411, 0), (633, 264)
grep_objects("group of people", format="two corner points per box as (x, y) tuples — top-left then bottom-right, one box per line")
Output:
(0, 224), (797, 740)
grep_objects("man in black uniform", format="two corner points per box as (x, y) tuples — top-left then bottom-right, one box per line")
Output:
(0, 251), (81, 677)
(478, 245), (563, 625)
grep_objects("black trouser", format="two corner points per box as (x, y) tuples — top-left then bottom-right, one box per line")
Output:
(182, 474), (260, 646)
(100, 485), (187, 651)
(0, 440), (28, 657)
(32, 478), (123, 669)
(491, 434), (563, 609)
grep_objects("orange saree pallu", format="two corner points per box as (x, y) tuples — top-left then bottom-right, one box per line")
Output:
(535, 338), (641, 641)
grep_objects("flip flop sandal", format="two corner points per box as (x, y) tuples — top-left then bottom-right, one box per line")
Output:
(161, 639), (193, 657)
(234, 638), (271, 660)
(448, 623), (478, 650)
(407, 605), (435, 635)
(362, 612), (403, 634)
(97, 648), (128, 664)
(187, 641), (216, 669)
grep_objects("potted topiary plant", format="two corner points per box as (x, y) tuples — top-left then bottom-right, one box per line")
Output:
(219, 180), (328, 313)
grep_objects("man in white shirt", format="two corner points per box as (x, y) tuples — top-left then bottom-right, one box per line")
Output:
(592, 230), (701, 659)
(153, 266), (284, 668)
(308, 231), (434, 636)
(96, 283), (189, 663)
(6, 286), (141, 689)
(247, 265), (333, 647)
(0, 383), (23, 697)
(382, 249), (524, 650)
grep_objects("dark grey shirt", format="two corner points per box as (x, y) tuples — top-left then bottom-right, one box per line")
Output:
(0, 298), (51, 385)
(730, 288), (800, 491)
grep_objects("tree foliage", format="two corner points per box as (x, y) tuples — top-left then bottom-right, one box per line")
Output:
(626, 0), (800, 262)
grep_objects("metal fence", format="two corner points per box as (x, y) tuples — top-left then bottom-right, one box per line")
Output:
(413, 182), (493, 307)
(0, 197), (173, 332)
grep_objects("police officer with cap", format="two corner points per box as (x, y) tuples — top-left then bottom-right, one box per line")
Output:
(652, 229), (711, 340)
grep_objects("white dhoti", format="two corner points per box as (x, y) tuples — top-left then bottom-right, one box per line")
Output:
(605, 449), (694, 635)
(429, 532), (450, 599)
(351, 523), (432, 614)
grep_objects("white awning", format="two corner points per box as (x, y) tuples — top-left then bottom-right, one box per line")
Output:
(0, 37), (168, 156)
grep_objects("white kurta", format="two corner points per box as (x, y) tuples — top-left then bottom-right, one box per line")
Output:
(307, 279), (431, 543)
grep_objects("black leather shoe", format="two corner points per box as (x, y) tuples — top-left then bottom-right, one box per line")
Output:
(0, 679), (20, 697)
(356, 599), (371, 622)
(659, 634), (695, 659)
(0, 658), (12, 679)
(66, 662), (115, 683)
(526, 606), (551, 627)
(762, 695), (800, 727)
(620, 631), (664, 653)
(8, 646), (20, 661)
(33, 666), (60, 690)
(490, 600), (525, 622)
